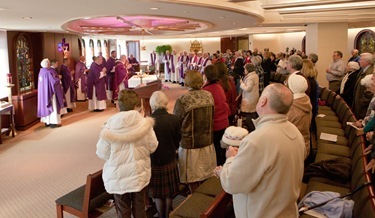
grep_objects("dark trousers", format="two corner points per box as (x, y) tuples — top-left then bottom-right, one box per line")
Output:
(114, 187), (147, 218)
(242, 112), (258, 132)
(214, 128), (226, 166)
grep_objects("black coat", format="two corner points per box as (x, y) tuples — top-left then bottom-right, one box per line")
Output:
(151, 109), (181, 166)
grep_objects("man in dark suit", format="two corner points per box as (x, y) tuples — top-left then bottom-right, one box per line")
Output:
(352, 53), (374, 119)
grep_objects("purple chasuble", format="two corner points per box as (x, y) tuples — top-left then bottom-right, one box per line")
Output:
(60, 64), (75, 102)
(37, 68), (64, 117)
(87, 62), (107, 101)
(105, 57), (116, 91)
(113, 62), (128, 100)
(75, 61), (87, 93)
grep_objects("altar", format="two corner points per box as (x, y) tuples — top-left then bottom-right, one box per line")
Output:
(128, 74), (158, 88)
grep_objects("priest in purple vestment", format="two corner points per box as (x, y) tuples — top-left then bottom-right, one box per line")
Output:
(75, 55), (88, 101)
(105, 50), (117, 101)
(113, 55), (129, 100)
(60, 58), (75, 112)
(37, 58), (65, 128)
(163, 50), (174, 82)
(87, 56), (107, 111)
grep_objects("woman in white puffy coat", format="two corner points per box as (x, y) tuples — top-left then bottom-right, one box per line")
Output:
(96, 89), (158, 218)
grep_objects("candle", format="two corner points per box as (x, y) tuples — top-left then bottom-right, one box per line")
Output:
(6, 74), (12, 84)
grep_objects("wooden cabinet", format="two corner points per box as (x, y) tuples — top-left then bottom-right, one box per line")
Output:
(11, 90), (38, 130)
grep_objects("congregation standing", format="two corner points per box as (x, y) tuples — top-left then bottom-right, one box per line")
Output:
(35, 45), (375, 218)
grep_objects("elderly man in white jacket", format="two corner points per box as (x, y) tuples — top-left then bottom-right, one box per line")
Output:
(96, 89), (158, 218)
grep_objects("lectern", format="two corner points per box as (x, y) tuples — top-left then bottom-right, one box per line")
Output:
(133, 79), (162, 116)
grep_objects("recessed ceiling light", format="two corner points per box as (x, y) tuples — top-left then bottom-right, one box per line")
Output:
(0, 8), (5, 10)
(22, 16), (32, 20)
(219, 16), (225, 19)
(232, 22), (236, 25)
(150, 7), (159, 10)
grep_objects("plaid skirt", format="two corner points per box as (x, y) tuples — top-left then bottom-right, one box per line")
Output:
(148, 160), (180, 199)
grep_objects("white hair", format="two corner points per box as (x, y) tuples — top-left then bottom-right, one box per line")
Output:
(360, 53), (374, 65)
(360, 74), (374, 87)
(40, 58), (50, 68)
(150, 91), (168, 111)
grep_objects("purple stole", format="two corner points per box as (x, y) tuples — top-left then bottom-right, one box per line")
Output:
(189, 56), (197, 70)
(202, 58), (210, 67)
(164, 54), (175, 74)
(150, 53), (156, 66)
(180, 55), (189, 78)
(195, 57), (203, 70)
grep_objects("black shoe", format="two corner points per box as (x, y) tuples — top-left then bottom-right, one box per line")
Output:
(165, 80), (168, 82)
(45, 123), (50, 127)
(181, 82), (184, 86)
(169, 80), (172, 82)
(50, 124), (61, 128)
(172, 81), (176, 84)
(67, 108), (73, 112)
(94, 109), (104, 112)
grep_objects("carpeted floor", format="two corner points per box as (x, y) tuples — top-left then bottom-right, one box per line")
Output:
(0, 81), (188, 218)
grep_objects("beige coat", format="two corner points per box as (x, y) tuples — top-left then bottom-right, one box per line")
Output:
(287, 94), (312, 158)
(220, 114), (305, 218)
(240, 71), (259, 113)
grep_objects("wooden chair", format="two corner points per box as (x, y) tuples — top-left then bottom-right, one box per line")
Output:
(200, 190), (232, 218)
(55, 170), (113, 218)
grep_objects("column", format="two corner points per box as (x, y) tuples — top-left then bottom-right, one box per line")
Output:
(306, 23), (348, 88)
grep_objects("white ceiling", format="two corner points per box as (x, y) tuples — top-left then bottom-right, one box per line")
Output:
(0, 0), (374, 39)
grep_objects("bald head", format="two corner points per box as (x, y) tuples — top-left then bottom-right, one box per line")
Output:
(256, 84), (293, 115)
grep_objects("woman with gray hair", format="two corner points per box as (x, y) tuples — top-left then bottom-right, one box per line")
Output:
(251, 55), (265, 94)
(340, 61), (361, 106)
(173, 70), (216, 193)
(148, 91), (181, 218)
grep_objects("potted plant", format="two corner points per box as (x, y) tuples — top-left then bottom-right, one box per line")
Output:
(155, 44), (173, 55)
(155, 45), (172, 73)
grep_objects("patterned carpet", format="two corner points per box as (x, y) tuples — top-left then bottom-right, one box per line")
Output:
(0, 81), (188, 218)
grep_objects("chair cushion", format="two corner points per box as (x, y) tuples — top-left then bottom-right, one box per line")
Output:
(308, 177), (350, 189)
(315, 120), (342, 128)
(55, 185), (85, 211)
(318, 135), (348, 146)
(316, 115), (339, 122)
(195, 176), (223, 197)
(317, 143), (350, 158)
(318, 110), (336, 116)
(305, 180), (350, 196)
(171, 193), (215, 218)
(318, 127), (345, 137)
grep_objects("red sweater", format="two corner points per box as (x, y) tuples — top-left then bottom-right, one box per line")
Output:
(202, 82), (230, 131)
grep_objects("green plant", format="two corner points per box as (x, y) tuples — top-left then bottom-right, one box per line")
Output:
(155, 44), (173, 55)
